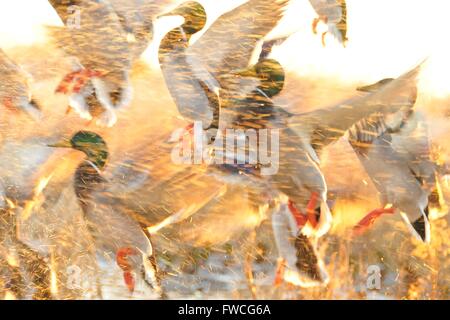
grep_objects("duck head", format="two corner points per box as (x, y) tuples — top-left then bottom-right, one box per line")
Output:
(234, 59), (286, 98)
(48, 131), (108, 170)
(159, 1), (207, 36)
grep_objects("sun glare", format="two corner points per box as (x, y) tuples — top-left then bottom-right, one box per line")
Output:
(1, 0), (449, 96)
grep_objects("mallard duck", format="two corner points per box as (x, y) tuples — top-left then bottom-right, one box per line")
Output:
(0, 133), (107, 299)
(158, 0), (289, 133)
(48, 131), (164, 297)
(0, 48), (42, 121)
(205, 58), (329, 286)
(349, 78), (443, 243)
(47, 0), (136, 127)
(205, 58), (422, 287)
(309, 0), (348, 47)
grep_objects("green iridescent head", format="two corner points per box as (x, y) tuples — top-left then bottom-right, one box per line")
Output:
(160, 1), (207, 35)
(235, 59), (286, 98)
(48, 131), (108, 169)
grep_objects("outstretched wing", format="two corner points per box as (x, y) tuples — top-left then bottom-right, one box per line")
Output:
(0, 48), (23, 80)
(391, 112), (437, 188)
(290, 61), (422, 154)
(188, 0), (290, 87)
(0, 48), (34, 108)
(106, 0), (176, 58)
(47, 1), (130, 72)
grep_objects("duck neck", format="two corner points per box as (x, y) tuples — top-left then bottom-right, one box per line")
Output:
(159, 27), (190, 57)
(74, 160), (106, 214)
(180, 22), (203, 38)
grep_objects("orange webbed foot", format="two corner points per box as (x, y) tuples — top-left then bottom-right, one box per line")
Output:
(116, 247), (138, 293)
(352, 207), (396, 236)
(274, 258), (286, 286)
(55, 69), (102, 94)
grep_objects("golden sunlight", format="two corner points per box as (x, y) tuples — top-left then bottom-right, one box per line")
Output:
(1, 0), (449, 96)
(0, 0), (449, 302)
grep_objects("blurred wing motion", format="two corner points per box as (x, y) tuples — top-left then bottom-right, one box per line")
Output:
(391, 112), (437, 188)
(105, 0), (175, 59)
(188, 0), (290, 89)
(48, 0), (173, 57)
(309, 0), (348, 46)
(47, 0), (133, 127)
(158, 0), (290, 131)
(0, 49), (42, 121)
(289, 61), (422, 158)
(349, 109), (439, 242)
(109, 166), (228, 230)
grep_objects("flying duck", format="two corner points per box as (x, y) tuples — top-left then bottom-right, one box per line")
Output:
(309, 0), (348, 47)
(349, 78), (443, 243)
(48, 131), (164, 297)
(207, 59), (422, 286)
(158, 0), (290, 134)
(47, 0), (135, 127)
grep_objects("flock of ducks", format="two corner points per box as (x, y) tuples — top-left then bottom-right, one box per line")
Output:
(0, 0), (446, 299)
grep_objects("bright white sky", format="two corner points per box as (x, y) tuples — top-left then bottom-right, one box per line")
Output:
(0, 0), (449, 97)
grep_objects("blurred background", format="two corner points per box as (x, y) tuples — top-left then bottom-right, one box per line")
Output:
(0, 0), (448, 300)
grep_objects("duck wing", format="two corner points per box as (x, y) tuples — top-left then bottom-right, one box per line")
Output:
(187, 0), (290, 89)
(391, 112), (437, 189)
(0, 49), (43, 120)
(289, 62), (422, 156)
(0, 49), (30, 102)
(46, 1), (131, 73)
(106, 0), (176, 58)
